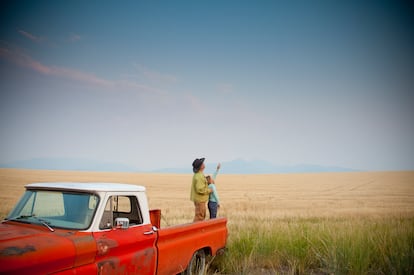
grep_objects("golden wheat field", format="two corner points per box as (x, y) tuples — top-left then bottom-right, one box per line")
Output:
(1, 168), (413, 225)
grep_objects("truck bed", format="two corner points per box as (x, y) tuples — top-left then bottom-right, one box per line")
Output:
(150, 210), (227, 274)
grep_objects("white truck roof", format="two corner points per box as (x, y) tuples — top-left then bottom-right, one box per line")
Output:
(25, 182), (146, 192)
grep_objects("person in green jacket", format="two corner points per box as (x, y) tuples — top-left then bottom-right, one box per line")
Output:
(190, 157), (212, 222)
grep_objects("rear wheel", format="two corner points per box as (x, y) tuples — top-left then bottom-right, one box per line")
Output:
(185, 249), (206, 275)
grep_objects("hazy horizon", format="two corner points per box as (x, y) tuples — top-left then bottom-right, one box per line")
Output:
(0, 156), (366, 174)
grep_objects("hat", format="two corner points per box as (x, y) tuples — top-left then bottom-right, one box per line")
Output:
(192, 158), (205, 173)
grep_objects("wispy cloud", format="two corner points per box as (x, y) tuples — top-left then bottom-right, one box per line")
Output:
(188, 94), (203, 109)
(133, 63), (178, 84)
(0, 46), (50, 73)
(0, 44), (165, 95)
(69, 33), (81, 42)
(217, 83), (234, 94)
(18, 29), (43, 43)
(117, 79), (166, 95)
(0, 45), (112, 86)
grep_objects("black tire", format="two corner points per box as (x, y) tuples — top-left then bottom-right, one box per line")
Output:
(185, 249), (206, 275)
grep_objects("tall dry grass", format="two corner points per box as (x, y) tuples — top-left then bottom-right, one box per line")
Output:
(216, 216), (414, 274)
(1, 169), (413, 274)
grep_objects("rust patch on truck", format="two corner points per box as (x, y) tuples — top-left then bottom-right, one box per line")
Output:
(0, 245), (36, 256)
(96, 238), (118, 256)
(72, 235), (95, 244)
(133, 247), (155, 267)
(98, 257), (125, 275)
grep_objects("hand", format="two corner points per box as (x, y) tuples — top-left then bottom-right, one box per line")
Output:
(218, 204), (221, 208)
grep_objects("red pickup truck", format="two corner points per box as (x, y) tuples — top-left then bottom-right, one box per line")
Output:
(0, 182), (227, 274)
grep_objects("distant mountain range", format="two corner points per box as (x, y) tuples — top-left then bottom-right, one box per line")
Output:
(0, 158), (138, 173)
(201, 159), (357, 174)
(0, 157), (357, 174)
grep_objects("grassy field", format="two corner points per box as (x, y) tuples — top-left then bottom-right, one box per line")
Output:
(1, 169), (413, 274)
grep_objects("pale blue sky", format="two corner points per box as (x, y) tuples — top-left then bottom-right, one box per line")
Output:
(1, 0), (413, 171)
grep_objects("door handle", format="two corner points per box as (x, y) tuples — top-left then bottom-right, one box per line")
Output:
(143, 230), (154, 235)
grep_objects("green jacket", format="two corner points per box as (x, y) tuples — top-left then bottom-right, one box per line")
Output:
(190, 172), (209, 203)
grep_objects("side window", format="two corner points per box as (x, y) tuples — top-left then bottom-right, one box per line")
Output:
(99, 195), (143, 230)
(114, 196), (131, 213)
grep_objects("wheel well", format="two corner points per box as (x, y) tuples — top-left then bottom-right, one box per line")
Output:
(201, 247), (211, 256)
(182, 247), (209, 275)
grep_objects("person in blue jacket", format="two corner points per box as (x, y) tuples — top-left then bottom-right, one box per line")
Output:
(207, 163), (221, 219)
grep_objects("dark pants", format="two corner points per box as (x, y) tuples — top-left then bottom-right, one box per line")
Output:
(208, 201), (218, 219)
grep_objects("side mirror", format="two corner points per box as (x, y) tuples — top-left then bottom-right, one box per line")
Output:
(115, 217), (129, 229)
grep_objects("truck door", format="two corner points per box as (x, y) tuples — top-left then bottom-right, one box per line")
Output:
(93, 195), (157, 275)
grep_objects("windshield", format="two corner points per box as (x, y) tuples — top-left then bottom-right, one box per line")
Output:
(6, 190), (99, 230)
